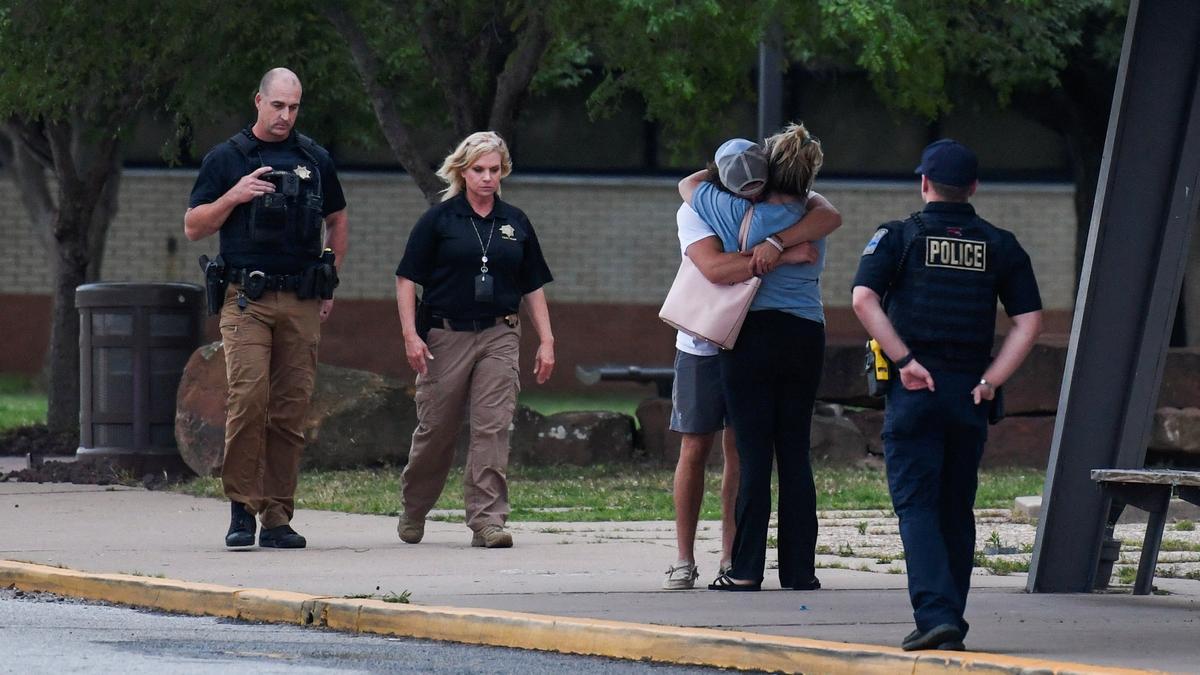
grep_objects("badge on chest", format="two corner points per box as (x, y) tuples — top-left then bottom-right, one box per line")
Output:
(925, 236), (987, 272)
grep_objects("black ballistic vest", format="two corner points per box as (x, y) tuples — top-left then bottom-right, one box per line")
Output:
(886, 214), (1002, 369)
(220, 130), (325, 271)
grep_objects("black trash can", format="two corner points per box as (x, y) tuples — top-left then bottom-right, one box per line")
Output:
(76, 282), (204, 473)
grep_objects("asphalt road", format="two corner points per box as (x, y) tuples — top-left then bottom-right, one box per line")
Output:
(0, 589), (732, 674)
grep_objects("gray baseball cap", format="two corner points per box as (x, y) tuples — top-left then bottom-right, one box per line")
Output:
(714, 138), (768, 198)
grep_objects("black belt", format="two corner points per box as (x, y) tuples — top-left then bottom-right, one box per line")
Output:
(431, 315), (517, 332)
(226, 268), (303, 292)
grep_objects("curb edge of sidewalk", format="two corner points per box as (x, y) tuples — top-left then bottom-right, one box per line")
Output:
(0, 560), (1149, 675)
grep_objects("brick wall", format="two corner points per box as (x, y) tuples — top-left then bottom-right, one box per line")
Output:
(0, 170), (1077, 309)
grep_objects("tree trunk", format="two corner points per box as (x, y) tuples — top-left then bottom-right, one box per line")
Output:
(1062, 123), (1104, 285)
(86, 156), (121, 281)
(319, 5), (443, 204)
(39, 117), (124, 434)
(1, 122), (56, 251)
(45, 206), (89, 435)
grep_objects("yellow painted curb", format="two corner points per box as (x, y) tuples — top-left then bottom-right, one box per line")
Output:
(0, 560), (1153, 675)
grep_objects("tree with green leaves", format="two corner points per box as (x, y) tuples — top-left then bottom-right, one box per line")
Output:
(317, 0), (767, 203)
(802, 0), (1125, 269)
(0, 0), (360, 433)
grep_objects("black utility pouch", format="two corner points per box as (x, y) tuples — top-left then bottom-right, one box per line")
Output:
(297, 266), (318, 300)
(249, 171), (297, 244)
(243, 270), (267, 300)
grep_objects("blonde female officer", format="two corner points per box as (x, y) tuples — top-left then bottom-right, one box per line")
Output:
(394, 131), (555, 548)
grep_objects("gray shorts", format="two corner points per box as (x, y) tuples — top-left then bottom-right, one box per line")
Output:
(669, 350), (726, 434)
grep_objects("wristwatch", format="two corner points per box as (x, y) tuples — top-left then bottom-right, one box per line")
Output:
(894, 353), (915, 368)
(979, 378), (994, 390)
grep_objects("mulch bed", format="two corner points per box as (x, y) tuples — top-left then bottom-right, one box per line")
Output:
(3, 457), (130, 486)
(0, 424), (180, 488)
(0, 424), (77, 458)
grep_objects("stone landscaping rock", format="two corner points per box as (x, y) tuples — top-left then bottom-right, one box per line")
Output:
(843, 409), (885, 457)
(635, 398), (680, 465)
(810, 413), (869, 464)
(507, 404), (545, 465)
(1151, 407), (1200, 455)
(453, 403), (543, 465)
(1160, 349), (1200, 410)
(175, 342), (417, 476)
(981, 415), (1056, 467)
(174, 343), (229, 476)
(819, 342), (877, 408)
(528, 411), (635, 465)
(1001, 342), (1068, 415)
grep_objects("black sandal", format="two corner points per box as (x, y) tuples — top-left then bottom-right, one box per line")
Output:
(707, 573), (761, 591)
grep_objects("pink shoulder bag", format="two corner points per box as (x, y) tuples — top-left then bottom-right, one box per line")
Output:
(658, 206), (759, 350)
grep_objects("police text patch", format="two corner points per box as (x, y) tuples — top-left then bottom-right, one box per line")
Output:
(862, 228), (888, 255)
(925, 236), (986, 271)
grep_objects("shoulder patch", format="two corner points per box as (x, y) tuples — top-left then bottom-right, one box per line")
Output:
(862, 228), (889, 256)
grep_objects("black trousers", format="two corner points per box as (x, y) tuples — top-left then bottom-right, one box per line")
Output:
(720, 310), (825, 585)
(883, 369), (987, 634)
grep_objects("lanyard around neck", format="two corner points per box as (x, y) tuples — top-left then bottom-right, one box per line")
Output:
(469, 217), (495, 274)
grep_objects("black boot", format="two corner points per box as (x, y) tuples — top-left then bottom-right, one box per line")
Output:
(259, 524), (307, 549)
(225, 501), (256, 548)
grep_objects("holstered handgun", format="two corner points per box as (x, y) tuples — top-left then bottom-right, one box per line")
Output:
(317, 248), (339, 300)
(415, 299), (432, 342)
(198, 254), (227, 316)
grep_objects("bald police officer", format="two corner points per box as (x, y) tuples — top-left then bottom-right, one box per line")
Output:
(851, 140), (1041, 651)
(185, 67), (348, 550)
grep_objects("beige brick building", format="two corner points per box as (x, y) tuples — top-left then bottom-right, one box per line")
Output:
(1, 170), (1077, 309)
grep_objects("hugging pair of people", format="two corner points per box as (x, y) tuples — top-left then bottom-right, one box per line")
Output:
(664, 122), (839, 593)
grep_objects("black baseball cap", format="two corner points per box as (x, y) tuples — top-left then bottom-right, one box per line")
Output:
(914, 139), (978, 187)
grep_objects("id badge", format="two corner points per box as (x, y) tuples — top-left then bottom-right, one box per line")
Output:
(474, 273), (494, 302)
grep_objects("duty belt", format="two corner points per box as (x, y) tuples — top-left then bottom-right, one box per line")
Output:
(226, 268), (303, 292)
(432, 314), (519, 332)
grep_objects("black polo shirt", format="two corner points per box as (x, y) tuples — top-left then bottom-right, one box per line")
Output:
(396, 192), (553, 319)
(188, 127), (347, 273)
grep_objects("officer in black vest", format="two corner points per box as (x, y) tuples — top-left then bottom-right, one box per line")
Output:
(184, 67), (348, 550)
(851, 140), (1042, 651)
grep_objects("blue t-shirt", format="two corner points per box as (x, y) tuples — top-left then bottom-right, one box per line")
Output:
(691, 182), (826, 323)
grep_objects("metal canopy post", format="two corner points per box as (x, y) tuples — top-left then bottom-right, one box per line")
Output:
(757, 22), (783, 141)
(1028, 0), (1200, 593)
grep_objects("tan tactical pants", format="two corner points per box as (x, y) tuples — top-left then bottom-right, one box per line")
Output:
(401, 322), (521, 532)
(219, 286), (320, 528)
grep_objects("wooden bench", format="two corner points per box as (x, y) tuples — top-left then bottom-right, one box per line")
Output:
(1090, 468), (1200, 594)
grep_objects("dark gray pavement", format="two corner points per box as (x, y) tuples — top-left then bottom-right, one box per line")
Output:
(1, 482), (1196, 673)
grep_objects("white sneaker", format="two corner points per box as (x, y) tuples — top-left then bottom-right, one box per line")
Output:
(662, 561), (699, 590)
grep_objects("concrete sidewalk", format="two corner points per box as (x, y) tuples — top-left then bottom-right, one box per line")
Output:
(1, 482), (1195, 673)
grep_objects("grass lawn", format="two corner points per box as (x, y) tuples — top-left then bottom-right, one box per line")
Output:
(0, 375), (46, 430)
(173, 463), (1045, 521)
(518, 390), (649, 420)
